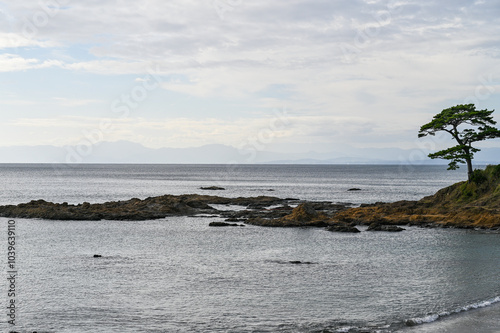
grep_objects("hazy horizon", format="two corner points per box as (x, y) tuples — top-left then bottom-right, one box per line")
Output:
(0, 140), (498, 165)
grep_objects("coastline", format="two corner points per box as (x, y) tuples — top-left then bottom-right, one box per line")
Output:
(398, 300), (500, 333)
(1, 164), (497, 333)
(0, 192), (498, 231)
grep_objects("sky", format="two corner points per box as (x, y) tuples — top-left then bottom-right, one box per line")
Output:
(1, 0), (500, 157)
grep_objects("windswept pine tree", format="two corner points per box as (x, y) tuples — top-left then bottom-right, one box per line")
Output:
(418, 104), (500, 181)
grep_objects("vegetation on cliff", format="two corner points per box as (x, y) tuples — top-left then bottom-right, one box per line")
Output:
(333, 165), (500, 229)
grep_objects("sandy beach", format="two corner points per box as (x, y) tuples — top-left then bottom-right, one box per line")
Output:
(398, 302), (500, 333)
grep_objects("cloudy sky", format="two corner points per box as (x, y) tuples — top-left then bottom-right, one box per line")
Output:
(1, 0), (499, 156)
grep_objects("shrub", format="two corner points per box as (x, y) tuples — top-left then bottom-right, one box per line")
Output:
(490, 164), (500, 178)
(470, 169), (487, 184)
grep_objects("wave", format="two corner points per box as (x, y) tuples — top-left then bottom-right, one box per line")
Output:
(404, 295), (500, 327)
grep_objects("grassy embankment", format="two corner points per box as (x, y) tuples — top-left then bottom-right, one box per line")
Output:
(333, 164), (500, 229)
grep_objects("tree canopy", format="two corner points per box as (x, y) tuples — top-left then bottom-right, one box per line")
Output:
(418, 104), (500, 181)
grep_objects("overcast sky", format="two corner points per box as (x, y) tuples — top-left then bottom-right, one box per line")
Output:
(1, 0), (499, 155)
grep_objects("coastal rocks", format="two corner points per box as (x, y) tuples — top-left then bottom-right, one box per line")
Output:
(332, 165), (500, 230)
(326, 223), (361, 233)
(287, 203), (320, 221)
(200, 186), (225, 190)
(289, 261), (313, 265)
(229, 196), (289, 209)
(269, 260), (316, 265)
(0, 194), (299, 222)
(208, 222), (244, 227)
(367, 223), (405, 232)
(246, 203), (332, 227)
(224, 217), (246, 222)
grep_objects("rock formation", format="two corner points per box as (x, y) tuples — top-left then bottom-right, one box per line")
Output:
(333, 165), (500, 229)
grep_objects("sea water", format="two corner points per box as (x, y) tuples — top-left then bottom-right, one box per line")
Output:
(0, 164), (469, 205)
(0, 164), (498, 333)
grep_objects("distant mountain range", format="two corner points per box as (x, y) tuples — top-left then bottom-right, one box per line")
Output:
(0, 141), (498, 165)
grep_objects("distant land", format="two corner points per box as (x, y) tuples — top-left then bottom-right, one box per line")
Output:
(0, 140), (498, 165)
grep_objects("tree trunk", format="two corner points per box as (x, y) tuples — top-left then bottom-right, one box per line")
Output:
(466, 157), (473, 182)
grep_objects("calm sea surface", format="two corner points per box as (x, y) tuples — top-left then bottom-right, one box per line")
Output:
(0, 164), (499, 333)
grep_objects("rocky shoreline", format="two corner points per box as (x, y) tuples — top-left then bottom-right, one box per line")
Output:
(0, 194), (351, 223)
(1, 165), (498, 231)
(332, 165), (500, 231)
(1, 192), (497, 232)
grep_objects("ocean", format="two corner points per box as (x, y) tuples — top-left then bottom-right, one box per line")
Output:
(1, 164), (499, 333)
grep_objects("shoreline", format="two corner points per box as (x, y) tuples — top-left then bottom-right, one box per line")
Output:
(398, 299), (500, 333)
(0, 193), (498, 231)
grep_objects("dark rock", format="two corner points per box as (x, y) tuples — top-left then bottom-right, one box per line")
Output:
(185, 200), (213, 209)
(367, 223), (405, 232)
(289, 261), (313, 264)
(245, 201), (352, 227)
(200, 186), (225, 190)
(209, 222), (242, 227)
(247, 203), (269, 209)
(224, 217), (242, 222)
(326, 223), (361, 233)
(306, 220), (331, 227)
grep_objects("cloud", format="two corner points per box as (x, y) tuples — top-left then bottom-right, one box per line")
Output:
(2, 0), (500, 151)
(0, 32), (58, 48)
(62, 59), (147, 74)
(0, 53), (63, 71)
(1, 113), (378, 149)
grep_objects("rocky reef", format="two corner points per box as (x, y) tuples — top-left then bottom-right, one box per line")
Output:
(0, 195), (292, 221)
(247, 202), (339, 227)
(0, 194), (350, 223)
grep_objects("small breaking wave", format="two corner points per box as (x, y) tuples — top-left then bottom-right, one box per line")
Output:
(405, 295), (500, 326)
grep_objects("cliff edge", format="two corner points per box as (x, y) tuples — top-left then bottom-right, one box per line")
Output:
(333, 164), (500, 229)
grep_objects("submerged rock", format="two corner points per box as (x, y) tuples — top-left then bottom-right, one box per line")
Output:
(367, 223), (405, 232)
(208, 222), (244, 227)
(200, 186), (225, 190)
(289, 261), (313, 265)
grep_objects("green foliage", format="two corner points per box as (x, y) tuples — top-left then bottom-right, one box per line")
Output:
(421, 164), (500, 207)
(457, 165), (500, 201)
(470, 169), (488, 184)
(494, 184), (500, 196)
(490, 164), (500, 178)
(459, 182), (478, 200)
(418, 104), (500, 178)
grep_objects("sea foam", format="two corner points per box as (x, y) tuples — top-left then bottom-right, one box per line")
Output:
(405, 295), (500, 326)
